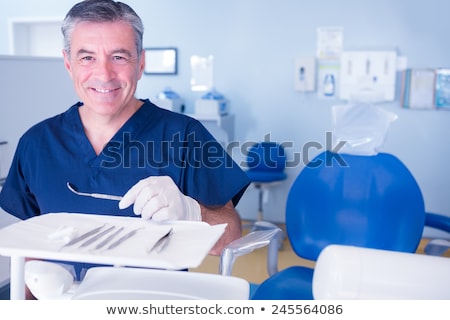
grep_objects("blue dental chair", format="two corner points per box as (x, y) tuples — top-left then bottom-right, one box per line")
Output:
(20, 151), (449, 300)
(251, 151), (450, 300)
(244, 142), (287, 232)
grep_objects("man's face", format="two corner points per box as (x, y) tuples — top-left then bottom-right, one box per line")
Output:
(63, 21), (144, 116)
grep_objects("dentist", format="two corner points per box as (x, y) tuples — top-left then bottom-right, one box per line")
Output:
(0, 0), (250, 271)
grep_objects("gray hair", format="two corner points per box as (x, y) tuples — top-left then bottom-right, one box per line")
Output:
(61, 0), (144, 57)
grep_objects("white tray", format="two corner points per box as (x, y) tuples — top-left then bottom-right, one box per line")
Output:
(0, 212), (226, 270)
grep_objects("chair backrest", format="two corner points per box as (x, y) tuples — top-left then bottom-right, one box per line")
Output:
(286, 151), (426, 261)
(246, 142), (286, 173)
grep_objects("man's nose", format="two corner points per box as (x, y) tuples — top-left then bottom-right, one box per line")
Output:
(94, 58), (116, 80)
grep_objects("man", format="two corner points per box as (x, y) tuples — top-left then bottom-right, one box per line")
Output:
(0, 0), (249, 270)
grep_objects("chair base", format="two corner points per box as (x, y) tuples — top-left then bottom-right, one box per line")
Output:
(242, 182), (286, 249)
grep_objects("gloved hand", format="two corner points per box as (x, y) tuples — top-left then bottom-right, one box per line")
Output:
(118, 176), (201, 222)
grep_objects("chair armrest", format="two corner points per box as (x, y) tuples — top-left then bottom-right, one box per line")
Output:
(219, 228), (283, 276)
(425, 212), (450, 233)
(424, 212), (450, 256)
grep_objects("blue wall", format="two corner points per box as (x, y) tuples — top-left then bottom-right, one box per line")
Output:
(1, 0), (449, 224)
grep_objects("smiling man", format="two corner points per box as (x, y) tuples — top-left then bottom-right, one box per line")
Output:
(63, 19), (145, 155)
(0, 0), (250, 278)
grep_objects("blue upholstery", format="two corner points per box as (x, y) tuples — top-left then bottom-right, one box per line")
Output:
(254, 267), (314, 300)
(246, 171), (287, 183)
(425, 212), (450, 233)
(252, 151), (430, 300)
(246, 142), (287, 176)
(245, 142), (287, 223)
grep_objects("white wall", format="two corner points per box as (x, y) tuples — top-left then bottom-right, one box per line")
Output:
(0, 0), (449, 225)
(0, 55), (77, 291)
(0, 56), (78, 172)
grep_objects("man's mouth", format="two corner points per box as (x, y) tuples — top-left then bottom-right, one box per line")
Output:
(93, 88), (119, 93)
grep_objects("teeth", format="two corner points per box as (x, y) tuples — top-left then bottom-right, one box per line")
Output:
(95, 88), (114, 93)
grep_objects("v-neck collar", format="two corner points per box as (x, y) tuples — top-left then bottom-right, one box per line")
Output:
(68, 99), (154, 167)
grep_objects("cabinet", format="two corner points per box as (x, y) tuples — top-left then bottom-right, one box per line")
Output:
(187, 113), (235, 146)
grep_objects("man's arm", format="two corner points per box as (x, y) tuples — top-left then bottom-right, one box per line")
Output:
(200, 200), (242, 255)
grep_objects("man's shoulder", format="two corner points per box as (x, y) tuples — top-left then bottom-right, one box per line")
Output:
(21, 103), (80, 140)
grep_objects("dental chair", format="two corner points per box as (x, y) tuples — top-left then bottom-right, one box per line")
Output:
(23, 149), (450, 300)
(251, 151), (450, 300)
(243, 142), (287, 237)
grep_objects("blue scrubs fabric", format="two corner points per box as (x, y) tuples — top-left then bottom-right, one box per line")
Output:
(0, 100), (250, 220)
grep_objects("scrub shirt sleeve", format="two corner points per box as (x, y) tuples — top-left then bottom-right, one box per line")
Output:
(180, 121), (250, 207)
(0, 138), (40, 220)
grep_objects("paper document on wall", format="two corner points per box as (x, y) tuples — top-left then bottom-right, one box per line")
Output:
(402, 69), (435, 109)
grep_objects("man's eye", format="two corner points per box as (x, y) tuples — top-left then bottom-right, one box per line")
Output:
(80, 56), (94, 62)
(113, 56), (128, 63)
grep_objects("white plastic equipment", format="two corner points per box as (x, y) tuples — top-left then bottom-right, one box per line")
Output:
(25, 261), (250, 300)
(25, 260), (75, 300)
(313, 244), (450, 300)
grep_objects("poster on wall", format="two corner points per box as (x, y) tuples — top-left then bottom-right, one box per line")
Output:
(402, 68), (450, 110)
(316, 26), (344, 61)
(316, 26), (343, 99)
(435, 69), (450, 110)
(402, 69), (435, 109)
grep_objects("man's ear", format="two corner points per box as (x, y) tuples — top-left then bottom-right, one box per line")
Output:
(138, 49), (145, 79)
(63, 50), (73, 79)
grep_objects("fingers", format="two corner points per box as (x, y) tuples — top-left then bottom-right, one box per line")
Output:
(118, 179), (145, 209)
(138, 191), (169, 219)
(151, 208), (172, 221)
(118, 177), (158, 209)
(118, 176), (182, 221)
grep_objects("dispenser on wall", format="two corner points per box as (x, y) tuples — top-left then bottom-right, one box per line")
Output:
(339, 50), (397, 102)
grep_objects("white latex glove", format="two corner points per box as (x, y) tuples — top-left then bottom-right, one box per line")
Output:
(118, 176), (201, 222)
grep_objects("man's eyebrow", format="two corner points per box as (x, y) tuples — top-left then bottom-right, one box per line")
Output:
(75, 49), (134, 57)
(111, 49), (133, 57)
(75, 49), (95, 56)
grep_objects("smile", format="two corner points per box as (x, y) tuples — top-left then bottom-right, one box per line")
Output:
(93, 88), (118, 93)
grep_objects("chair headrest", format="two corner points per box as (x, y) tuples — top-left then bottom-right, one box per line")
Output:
(246, 142), (286, 172)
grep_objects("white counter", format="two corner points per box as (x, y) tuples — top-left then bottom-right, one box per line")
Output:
(0, 204), (20, 289)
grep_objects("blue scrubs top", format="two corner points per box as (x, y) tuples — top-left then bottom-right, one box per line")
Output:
(0, 99), (250, 220)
